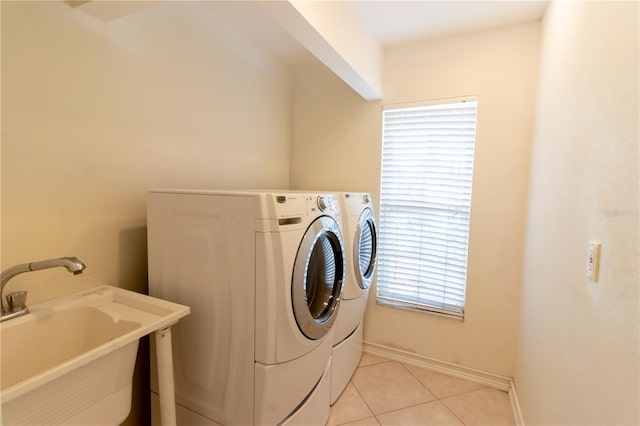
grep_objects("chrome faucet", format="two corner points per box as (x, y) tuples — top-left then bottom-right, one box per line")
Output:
(0, 257), (86, 322)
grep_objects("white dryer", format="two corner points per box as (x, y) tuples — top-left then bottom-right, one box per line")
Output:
(147, 190), (345, 425)
(331, 192), (377, 404)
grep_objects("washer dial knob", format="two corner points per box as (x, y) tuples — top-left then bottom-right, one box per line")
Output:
(317, 196), (327, 211)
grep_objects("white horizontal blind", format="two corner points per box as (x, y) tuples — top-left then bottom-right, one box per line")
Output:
(377, 98), (478, 318)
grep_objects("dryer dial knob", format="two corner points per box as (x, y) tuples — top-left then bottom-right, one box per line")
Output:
(362, 194), (370, 204)
(317, 196), (327, 211)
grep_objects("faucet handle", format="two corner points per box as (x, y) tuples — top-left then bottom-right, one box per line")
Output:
(6, 290), (28, 311)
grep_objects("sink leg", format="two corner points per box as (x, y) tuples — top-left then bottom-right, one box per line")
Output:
(155, 326), (177, 426)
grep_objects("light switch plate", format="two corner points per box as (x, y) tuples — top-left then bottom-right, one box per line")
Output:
(587, 241), (601, 281)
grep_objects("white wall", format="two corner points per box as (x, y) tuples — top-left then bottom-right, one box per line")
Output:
(1, 1), (291, 298)
(291, 22), (541, 377)
(288, 0), (382, 99)
(290, 63), (382, 191)
(1, 2), (291, 424)
(515, 2), (639, 424)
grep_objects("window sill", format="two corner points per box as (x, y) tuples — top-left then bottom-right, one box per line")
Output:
(376, 298), (465, 322)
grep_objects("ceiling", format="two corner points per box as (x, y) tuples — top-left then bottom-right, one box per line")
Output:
(74, 1), (549, 55)
(209, 1), (549, 65)
(94, 1), (549, 69)
(354, 1), (549, 47)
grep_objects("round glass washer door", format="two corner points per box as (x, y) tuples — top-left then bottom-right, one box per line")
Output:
(354, 207), (377, 290)
(292, 215), (345, 340)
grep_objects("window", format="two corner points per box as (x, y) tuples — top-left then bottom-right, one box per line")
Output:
(377, 97), (478, 318)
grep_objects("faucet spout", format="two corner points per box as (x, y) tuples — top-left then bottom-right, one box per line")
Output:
(29, 257), (86, 275)
(0, 257), (86, 321)
(1, 257), (86, 291)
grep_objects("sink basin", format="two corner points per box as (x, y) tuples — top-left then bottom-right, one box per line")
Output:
(1, 285), (190, 425)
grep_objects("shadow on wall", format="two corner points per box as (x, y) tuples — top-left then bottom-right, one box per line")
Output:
(119, 225), (149, 296)
(119, 225), (151, 426)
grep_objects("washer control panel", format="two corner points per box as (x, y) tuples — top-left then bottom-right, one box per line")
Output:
(345, 192), (373, 211)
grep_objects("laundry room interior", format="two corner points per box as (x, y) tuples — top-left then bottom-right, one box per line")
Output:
(1, 1), (638, 426)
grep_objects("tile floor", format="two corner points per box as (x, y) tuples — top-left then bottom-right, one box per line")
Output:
(327, 354), (515, 426)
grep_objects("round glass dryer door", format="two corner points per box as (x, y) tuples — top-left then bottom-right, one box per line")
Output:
(292, 216), (345, 340)
(354, 207), (377, 290)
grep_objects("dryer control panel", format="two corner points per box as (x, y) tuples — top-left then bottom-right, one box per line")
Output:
(262, 193), (341, 231)
(273, 194), (307, 219)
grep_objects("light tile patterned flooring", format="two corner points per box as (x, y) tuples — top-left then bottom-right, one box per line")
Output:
(327, 354), (515, 426)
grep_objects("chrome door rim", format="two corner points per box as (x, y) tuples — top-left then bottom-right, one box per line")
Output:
(292, 216), (345, 340)
(354, 207), (377, 290)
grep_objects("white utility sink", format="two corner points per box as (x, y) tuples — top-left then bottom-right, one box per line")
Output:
(0, 285), (190, 426)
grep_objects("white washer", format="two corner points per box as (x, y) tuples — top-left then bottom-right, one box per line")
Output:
(331, 192), (377, 404)
(147, 190), (345, 425)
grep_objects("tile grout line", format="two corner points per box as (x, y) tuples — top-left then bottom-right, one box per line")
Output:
(336, 358), (396, 425)
(375, 361), (440, 416)
(337, 359), (511, 426)
(401, 359), (491, 402)
(364, 343), (512, 392)
(358, 359), (393, 369)
(337, 357), (394, 424)
(371, 399), (438, 417)
(350, 359), (462, 424)
(439, 385), (491, 401)
(400, 361), (439, 396)
(340, 366), (380, 426)
(400, 360), (470, 426)
(438, 397), (468, 426)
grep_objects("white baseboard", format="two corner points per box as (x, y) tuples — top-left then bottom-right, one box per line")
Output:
(363, 341), (512, 391)
(508, 380), (525, 426)
(362, 342), (529, 424)
(363, 341), (525, 424)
